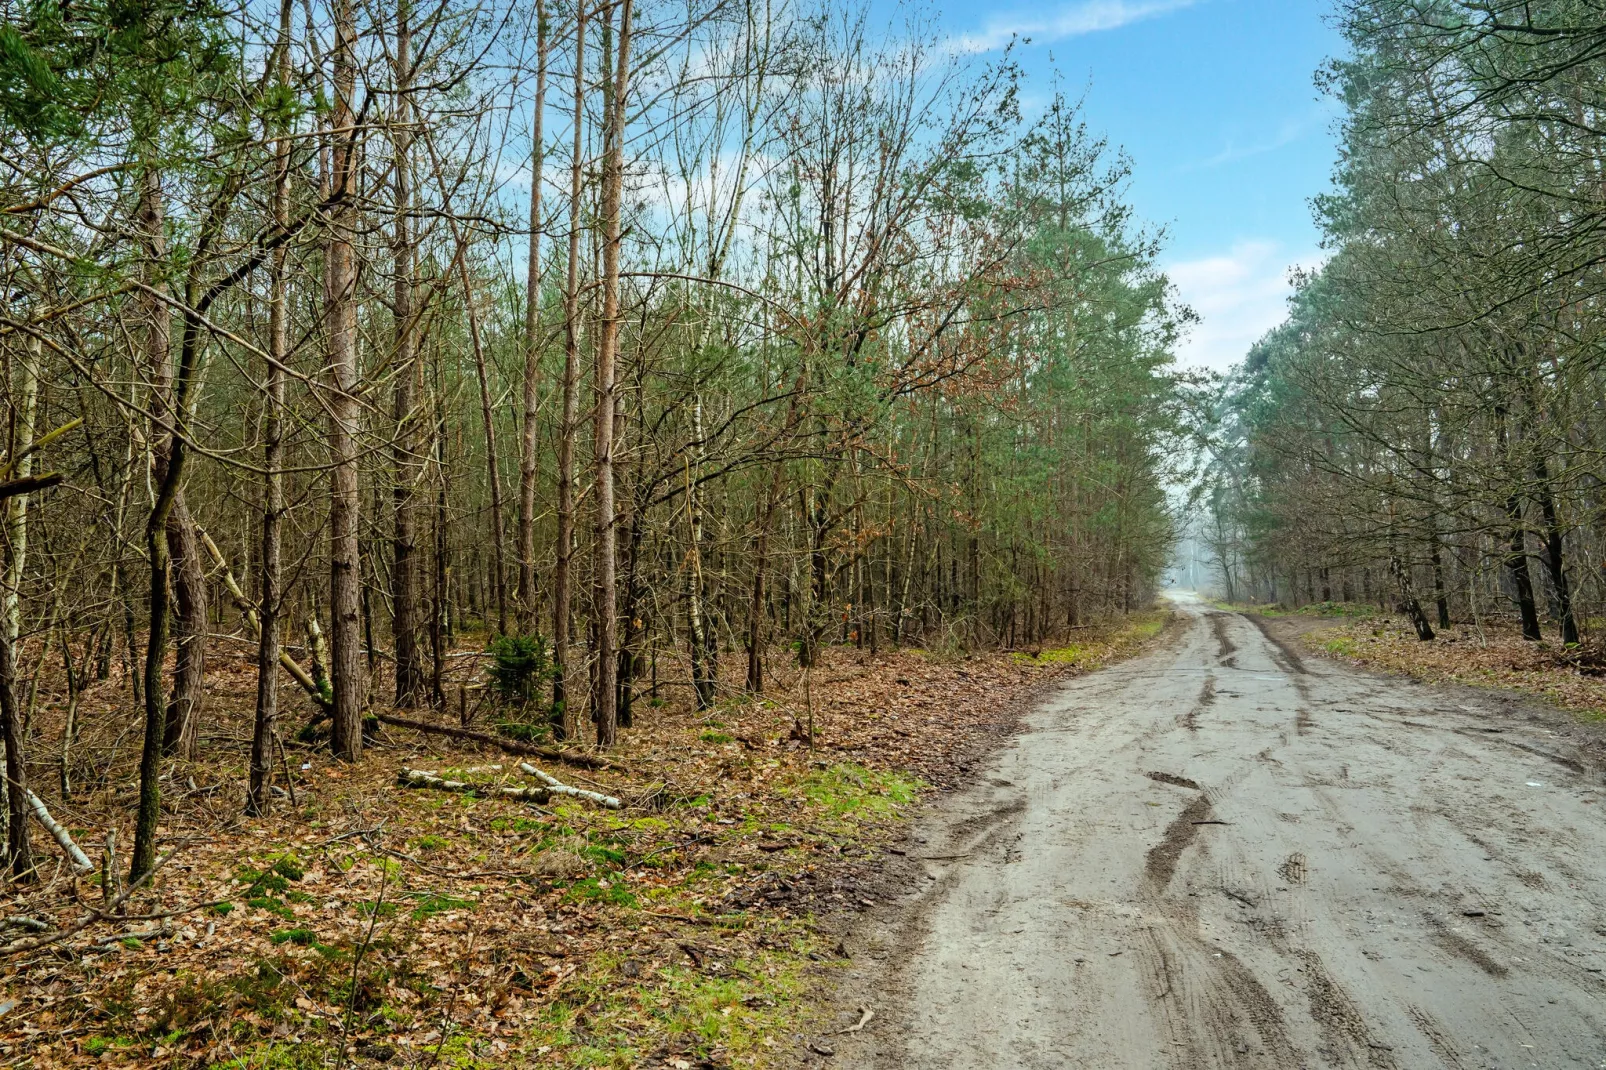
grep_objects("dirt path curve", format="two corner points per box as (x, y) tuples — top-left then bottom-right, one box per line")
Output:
(828, 593), (1606, 1069)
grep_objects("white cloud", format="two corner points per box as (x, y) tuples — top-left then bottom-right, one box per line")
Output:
(1166, 240), (1324, 373)
(953, 0), (1199, 54)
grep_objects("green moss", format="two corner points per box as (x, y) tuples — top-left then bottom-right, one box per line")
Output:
(246, 895), (296, 920)
(269, 928), (317, 946)
(412, 833), (451, 852)
(699, 730), (734, 745)
(565, 877), (638, 907)
(212, 1041), (331, 1070)
(408, 892), (476, 920)
(794, 763), (922, 819)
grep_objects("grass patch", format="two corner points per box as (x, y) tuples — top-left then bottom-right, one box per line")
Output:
(1321, 635), (1359, 657)
(794, 762), (922, 820)
(527, 932), (822, 1068)
(212, 1041), (331, 1070)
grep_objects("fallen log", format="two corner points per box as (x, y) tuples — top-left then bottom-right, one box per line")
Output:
(24, 789), (93, 874)
(373, 712), (627, 772)
(397, 767), (553, 802)
(518, 763), (622, 809)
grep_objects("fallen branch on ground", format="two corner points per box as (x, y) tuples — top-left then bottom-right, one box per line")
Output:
(373, 712), (627, 771)
(517, 763), (621, 809)
(23, 789), (93, 874)
(397, 767), (554, 802)
(835, 1005), (875, 1034)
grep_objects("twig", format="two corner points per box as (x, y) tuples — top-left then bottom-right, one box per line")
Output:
(834, 1005), (875, 1034)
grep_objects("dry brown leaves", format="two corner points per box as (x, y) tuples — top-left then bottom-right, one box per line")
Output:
(0, 612), (1169, 1069)
(1304, 616), (1606, 721)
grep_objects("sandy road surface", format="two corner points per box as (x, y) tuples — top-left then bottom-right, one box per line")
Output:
(831, 594), (1606, 1069)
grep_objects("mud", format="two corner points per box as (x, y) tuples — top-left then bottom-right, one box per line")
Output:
(820, 593), (1606, 1069)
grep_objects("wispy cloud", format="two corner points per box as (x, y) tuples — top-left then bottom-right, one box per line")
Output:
(952, 0), (1200, 54)
(1166, 240), (1325, 373)
(1180, 105), (1335, 172)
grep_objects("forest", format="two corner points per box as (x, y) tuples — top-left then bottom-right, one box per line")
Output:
(1199, 0), (1606, 646)
(0, 0), (1183, 982)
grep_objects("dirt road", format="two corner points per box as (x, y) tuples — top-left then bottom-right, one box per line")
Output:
(830, 594), (1606, 1069)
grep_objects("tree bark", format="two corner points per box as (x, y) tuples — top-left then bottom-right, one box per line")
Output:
(592, 0), (632, 747)
(518, 0), (549, 630)
(1532, 455), (1578, 644)
(552, 1), (587, 739)
(161, 502), (207, 759)
(326, 0), (365, 760)
(249, 0), (293, 816)
(0, 627), (32, 879)
(390, 0), (425, 708)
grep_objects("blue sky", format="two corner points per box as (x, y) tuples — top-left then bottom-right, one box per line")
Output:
(931, 0), (1344, 373)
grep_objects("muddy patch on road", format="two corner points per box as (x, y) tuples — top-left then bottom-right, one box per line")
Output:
(1209, 612), (1237, 659)
(1145, 793), (1215, 891)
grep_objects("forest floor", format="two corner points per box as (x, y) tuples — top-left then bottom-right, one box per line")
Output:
(1267, 603), (1606, 723)
(0, 610), (1170, 1070)
(817, 592), (1606, 1069)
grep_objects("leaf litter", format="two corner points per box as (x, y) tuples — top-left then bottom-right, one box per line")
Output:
(0, 612), (1169, 1069)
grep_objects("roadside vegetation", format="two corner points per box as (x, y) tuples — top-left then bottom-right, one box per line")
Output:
(0, 614), (1171, 1068)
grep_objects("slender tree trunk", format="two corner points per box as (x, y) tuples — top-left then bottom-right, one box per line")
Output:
(162, 506), (206, 758)
(429, 403), (449, 708)
(518, 0), (549, 629)
(1429, 531), (1451, 630)
(1504, 494), (1542, 641)
(592, 0), (631, 746)
(2, 336), (38, 646)
(0, 628), (30, 880)
(248, 0), (293, 816)
(461, 247), (509, 637)
(745, 368), (806, 693)
(133, 162), (207, 880)
(390, 0), (424, 707)
(687, 402), (716, 709)
(1532, 456), (1578, 644)
(326, 0), (364, 759)
(552, 1), (586, 737)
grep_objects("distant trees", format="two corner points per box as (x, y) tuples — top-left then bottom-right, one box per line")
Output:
(1200, 1), (1606, 641)
(0, 0), (1181, 877)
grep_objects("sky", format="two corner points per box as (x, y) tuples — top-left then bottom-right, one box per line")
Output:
(927, 0), (1344, 375)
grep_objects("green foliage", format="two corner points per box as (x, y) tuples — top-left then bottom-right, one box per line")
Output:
(485, 633), (551, 704)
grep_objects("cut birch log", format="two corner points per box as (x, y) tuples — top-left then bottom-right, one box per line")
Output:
(373, 712), (627, 771)
(518, 762), (621, 809)
(397, 767), (552, 802)
(23, 789), (93, 873)
(0, 916), (49, 932)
